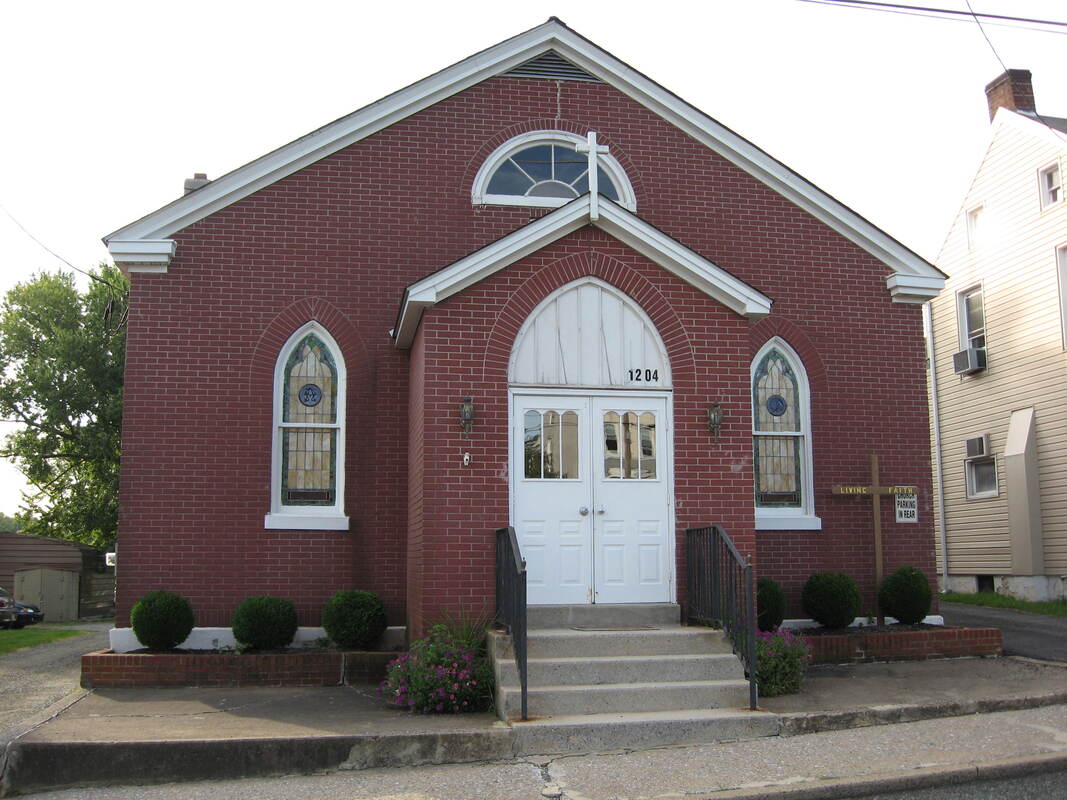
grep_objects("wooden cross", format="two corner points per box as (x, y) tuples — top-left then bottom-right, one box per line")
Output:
(831, 454), (918, 625)
(576, 131), (609, 221)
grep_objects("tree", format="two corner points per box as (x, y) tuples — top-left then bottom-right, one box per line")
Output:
(0, 266), (126, 547)
(0, 512), (21, 532)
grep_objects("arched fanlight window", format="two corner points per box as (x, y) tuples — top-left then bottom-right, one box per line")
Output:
(265, 323), (349, 530)
(751, 338), (820, 530)
(472, 131), (636, 210)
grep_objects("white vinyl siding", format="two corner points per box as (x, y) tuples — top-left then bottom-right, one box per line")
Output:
(930, 114), (1067, 575)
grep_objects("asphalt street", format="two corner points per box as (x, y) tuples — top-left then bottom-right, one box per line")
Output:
(0, 622), (110, 749)
(939, 601), (1067, 661)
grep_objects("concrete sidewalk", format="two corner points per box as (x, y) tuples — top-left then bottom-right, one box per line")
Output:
(3, 656), (1067, 797)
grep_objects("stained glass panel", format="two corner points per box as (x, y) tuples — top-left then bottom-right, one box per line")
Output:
(754, 350), (798, 433)
(754, 435), (801, 507)
(282, 428), (336, 505)
(283, 335), (336, 424)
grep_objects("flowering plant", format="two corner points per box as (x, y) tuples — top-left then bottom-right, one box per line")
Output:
(380, 623), (494, 713)
(755, 628), (811, 697)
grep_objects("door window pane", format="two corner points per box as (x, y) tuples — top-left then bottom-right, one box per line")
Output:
(524, 410), (542, 479)
(523, 408), (578, 480)
(604, 410), (657, 480)
(603, 411), (621, 478)
(639, 412), (657, 478)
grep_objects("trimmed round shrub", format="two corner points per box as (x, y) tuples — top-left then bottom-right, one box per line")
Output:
(757, 577), (786, 632)
(130, 590), (195, 651)
(801, 572), (861, 629)
(232, 595), (298, 651)
(878, 566), (932, 625)
(321, 589), (387, 648)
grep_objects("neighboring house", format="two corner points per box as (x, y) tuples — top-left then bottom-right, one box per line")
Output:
(928, 69), (1067, 601)
(104, 19), (944, 638)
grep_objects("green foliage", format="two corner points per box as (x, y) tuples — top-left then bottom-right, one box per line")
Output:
(941, 591), (1067, 617)
(380, 623), (494, 713)
(0, 512), (21, 532)
(0, 266), (127, 548)
(755, 628), (811, 697)
(878, 566), (932, 625)
(756, 577), (786, 632)
(321, 590), (387, 648)
(130, 590), (195, 651)
(231, 595), (298, 651)
(801, 572), (861, 629)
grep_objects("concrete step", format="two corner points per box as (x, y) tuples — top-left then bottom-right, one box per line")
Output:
(510, 707), (779, 754)
(522, 627), (734, 658)
(495, 653), (744, 686)
(527, 603), (681, 629)
(498, 679), (751, 718)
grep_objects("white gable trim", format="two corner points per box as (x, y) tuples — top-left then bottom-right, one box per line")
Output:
(393, 195), (771, 349)
(103, 18), (943, 289)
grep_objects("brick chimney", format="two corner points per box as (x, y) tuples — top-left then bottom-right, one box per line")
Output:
(183, 173), (211, 194)
(984, 69), (1036, 121)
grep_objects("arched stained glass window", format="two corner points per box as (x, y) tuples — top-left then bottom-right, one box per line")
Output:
(266, 324), (348, 530)
(472, 131), (636, 210)
(751, 339), (820, 530)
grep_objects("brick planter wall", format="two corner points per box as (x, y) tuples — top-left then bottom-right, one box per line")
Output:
(81, 650), (395, 689)
(805, 627), (1003, 665)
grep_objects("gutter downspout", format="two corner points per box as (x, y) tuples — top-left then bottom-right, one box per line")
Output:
(924, 301), (950, 590)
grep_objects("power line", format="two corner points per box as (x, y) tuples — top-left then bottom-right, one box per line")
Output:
(965, 0), (1009, 74)
(0, 201), (124, 293)
(796, 0), (1067, 34)
(802, 0), (1066, 27)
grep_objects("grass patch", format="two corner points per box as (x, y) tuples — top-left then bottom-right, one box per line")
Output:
(0, 627), (88, 655)
(942, 592), (1067, 617)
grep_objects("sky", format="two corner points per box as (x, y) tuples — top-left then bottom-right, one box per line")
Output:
(0, 0), (1064, 517)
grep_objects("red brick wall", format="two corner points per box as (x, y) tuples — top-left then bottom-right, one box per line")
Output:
(118, 74), (937, 632)
(806, 627), (1003, 664)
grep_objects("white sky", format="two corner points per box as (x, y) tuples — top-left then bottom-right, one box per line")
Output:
(0, 0), (1064, 517)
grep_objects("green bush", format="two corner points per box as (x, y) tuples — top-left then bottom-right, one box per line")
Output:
(878, 566), (932, 625)
(380, 623), (494, 713)
(801, 572), (861, 629)
(755, 628), (811, 696)
(232, 595), (298, 651)
(757, 577), (786, 632)
(321, 590), (387, 648)
(130, 590), (195, 651)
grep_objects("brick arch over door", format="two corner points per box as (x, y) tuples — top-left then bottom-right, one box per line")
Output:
(478, 250), (695, 389)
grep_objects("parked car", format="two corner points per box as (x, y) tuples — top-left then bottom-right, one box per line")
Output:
(13, 600), (44, 628)
(0, 587), (16, 629)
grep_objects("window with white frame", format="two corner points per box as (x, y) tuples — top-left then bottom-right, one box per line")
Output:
(265, 323), (348, 530)
(957, 285), (986, 358)
(1040, 162), (1062, 209)
(965, 453), (998, 499)
(966, 205), (983, 250)
(1059, 245), (1067, 349)
(471, 131), (636, 210)
(751, 339), (820, 530)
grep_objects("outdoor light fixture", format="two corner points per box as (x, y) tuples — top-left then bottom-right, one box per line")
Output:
(707, 403), (724, 436)
(459, 397), (476, 434)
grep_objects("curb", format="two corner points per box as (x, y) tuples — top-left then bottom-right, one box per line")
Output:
(697, 751), (1067, 799)
(778, 691), (1067, 735)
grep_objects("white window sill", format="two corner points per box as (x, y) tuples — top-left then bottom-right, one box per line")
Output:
(755, 514), (822, 531)
(264, 513), (350, 531)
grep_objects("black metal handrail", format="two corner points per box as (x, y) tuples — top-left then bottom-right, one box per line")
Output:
(685, 525), (758, 710)
(495, 526), (527, 720)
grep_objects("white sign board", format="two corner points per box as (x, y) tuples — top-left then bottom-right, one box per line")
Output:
(895, 490), (918, 523)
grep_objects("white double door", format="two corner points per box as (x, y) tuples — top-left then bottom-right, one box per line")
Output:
(512, 393), (672, 605)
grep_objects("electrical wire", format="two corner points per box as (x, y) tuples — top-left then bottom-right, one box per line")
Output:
(0, 200), (124, 293)
(797, 0), (1067, 34)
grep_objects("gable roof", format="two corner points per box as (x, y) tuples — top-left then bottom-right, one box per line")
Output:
(393, 195), (772, 349)
(104, 18), (943, 295)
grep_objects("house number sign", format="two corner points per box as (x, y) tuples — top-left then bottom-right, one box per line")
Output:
(628, 368), (660, 383)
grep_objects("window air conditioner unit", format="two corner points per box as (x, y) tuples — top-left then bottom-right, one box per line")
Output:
(965, 434), (990, 459)
(953, 347), (986, 375)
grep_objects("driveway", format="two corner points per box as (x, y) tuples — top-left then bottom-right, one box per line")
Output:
(0, 622), (111, 748)
(940, 602), (1067, 661)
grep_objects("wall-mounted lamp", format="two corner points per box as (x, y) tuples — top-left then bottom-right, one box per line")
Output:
(459, 396), (476, 435)
(707, 403), (724, 436)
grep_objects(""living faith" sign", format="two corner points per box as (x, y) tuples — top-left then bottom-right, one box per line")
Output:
(832, 455), (919, 625)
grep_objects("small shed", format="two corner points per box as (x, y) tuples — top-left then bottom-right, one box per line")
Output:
(15, 567), (79, 621)
(0, 531), (114, 619)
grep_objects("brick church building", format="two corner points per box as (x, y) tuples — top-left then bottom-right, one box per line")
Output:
(105, 19), (945, 639)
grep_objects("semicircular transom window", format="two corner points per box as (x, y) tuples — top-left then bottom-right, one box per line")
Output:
(473, 132), (636, 210)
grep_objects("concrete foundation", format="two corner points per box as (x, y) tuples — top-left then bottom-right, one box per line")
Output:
(943, 575), (1066, 602)
(109, 626), (407, 653)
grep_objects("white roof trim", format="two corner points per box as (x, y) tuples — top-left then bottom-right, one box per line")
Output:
(102, 18), (942, 286)
(392, 196), (772, 349)
(996, 107), (1067, 151)
(885, 273), (944, 304)
(109, 239), (177, 274)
